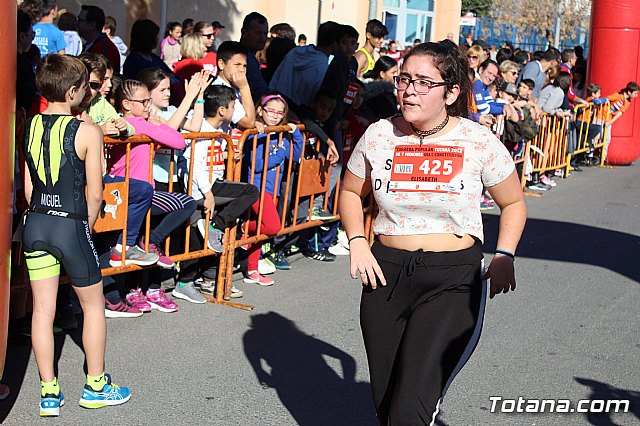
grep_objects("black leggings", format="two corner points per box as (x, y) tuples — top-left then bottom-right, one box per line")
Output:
(361, 241), (486, 426)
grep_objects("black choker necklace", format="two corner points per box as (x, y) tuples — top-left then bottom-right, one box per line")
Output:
(410, 115), (449, 143)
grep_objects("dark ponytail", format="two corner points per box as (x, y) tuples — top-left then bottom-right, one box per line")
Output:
(363, 56), (398, 80)
(402, 40), (471, 117)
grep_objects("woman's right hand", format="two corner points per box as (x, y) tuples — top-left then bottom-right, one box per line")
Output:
(349, 239), (387, 289)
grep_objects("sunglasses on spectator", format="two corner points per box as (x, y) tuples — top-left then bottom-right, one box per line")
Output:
(263, 108), (286, 118)
(201, 33), (215, 38)
(467, 55), (479, 60)
(128, 98), (152, 107)
(393, 76), (449, 95)
(88, 81), (103, 90)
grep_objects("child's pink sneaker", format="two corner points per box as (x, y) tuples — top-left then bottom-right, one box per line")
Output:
(125, 288), (152, 312)
(243, 270), (274, 286)
(145, 289), (179, 313)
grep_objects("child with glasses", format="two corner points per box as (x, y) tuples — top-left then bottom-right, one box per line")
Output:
(77, 53), (133, 137)
(108, 80), (197, 310)
(241, 93), (304, 286)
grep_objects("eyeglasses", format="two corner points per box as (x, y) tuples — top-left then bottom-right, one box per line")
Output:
(467, 55), (479, 60)
(507, 70), (519, 75)
(393, 76), (449, 95)
(263, 108), (286, 118)
(201, 33), (215, 39)
(128, 98), (152, 107)
(89, 81), (103, 90)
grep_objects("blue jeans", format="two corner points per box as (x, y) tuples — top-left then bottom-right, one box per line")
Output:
(102, 175), (154, 246)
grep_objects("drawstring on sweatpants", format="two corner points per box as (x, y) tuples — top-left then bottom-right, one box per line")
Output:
(387, 250), (427, 301)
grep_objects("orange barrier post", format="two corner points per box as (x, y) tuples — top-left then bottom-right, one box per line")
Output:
(0, 0), (16, 383)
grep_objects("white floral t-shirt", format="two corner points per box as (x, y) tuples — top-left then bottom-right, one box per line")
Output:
(347, 117), (515, 243)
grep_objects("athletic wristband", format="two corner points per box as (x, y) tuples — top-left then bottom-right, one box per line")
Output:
(348, 235), (367, 244)
(194, 99), (205, 104)
(495, 249), (515, 260)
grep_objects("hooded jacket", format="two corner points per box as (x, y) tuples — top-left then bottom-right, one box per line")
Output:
(270, 45), (330, 108)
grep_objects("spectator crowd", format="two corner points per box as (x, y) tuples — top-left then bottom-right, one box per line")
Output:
(12, 0), (638, 324)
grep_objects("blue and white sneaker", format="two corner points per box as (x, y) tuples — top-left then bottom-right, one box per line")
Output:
(40, 391), (64, 417)
(79, 374), (130, 409)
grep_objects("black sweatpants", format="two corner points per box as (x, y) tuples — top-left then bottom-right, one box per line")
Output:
(178, 180), (259, 282)
(360, 241), (486, 426)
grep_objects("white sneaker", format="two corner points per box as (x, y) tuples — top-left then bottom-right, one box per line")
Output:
(337, 229), (349, 249)
(328, 242), (350, 256)
(258, 258), (276, 275)
(230, 286), (243, 299)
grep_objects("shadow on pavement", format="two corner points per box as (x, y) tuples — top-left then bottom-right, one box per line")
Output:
(243, 311), (377, 426)
(575, 377), (640, 425)
(483, 215), (640, 283)
(0, 314), (86, 422)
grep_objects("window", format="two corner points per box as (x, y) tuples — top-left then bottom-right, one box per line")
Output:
(382, 0), (435, 45)
(407, 0), (434, 11)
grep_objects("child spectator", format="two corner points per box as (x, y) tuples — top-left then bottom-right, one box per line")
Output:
(574, 83), (607, 166)
(295, 90), (341, 260)
(21, 54), (130, 416)
(242, 94), (304, 285)
(298, 34), (307, 46)
(495, 82), (520, 122)
(111, 80), (197, 308)
(361, 56), (398, 121)
(98, 59), (115, 98)
(178, 85), (259, 298)
(319, 24), (360, 129)
(487, 82), (498, 101)
(212, 41), (259, 132)
(160, 22), (182, 69)
(517, 78), (542, 119)
(57, 12), (82, 56)
(77, 53), (133, 137)
(606, 81), (639, 127)
(139, 68), (212, 190)
(297, 90), (340, 180)
(603, 81), (639, 163)
(32, 0), (66, 57)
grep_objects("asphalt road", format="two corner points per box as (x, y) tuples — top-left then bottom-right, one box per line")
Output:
(1, 163), (639, 426)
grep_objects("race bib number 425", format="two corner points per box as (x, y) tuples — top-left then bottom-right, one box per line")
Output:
(389, 145), (465, 193)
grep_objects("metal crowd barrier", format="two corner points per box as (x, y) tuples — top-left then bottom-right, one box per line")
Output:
(221, 125), (341, 309)
(528, 114), (571, 177)
(573, 101), (611, 167)
(10, 107), (614, 307)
